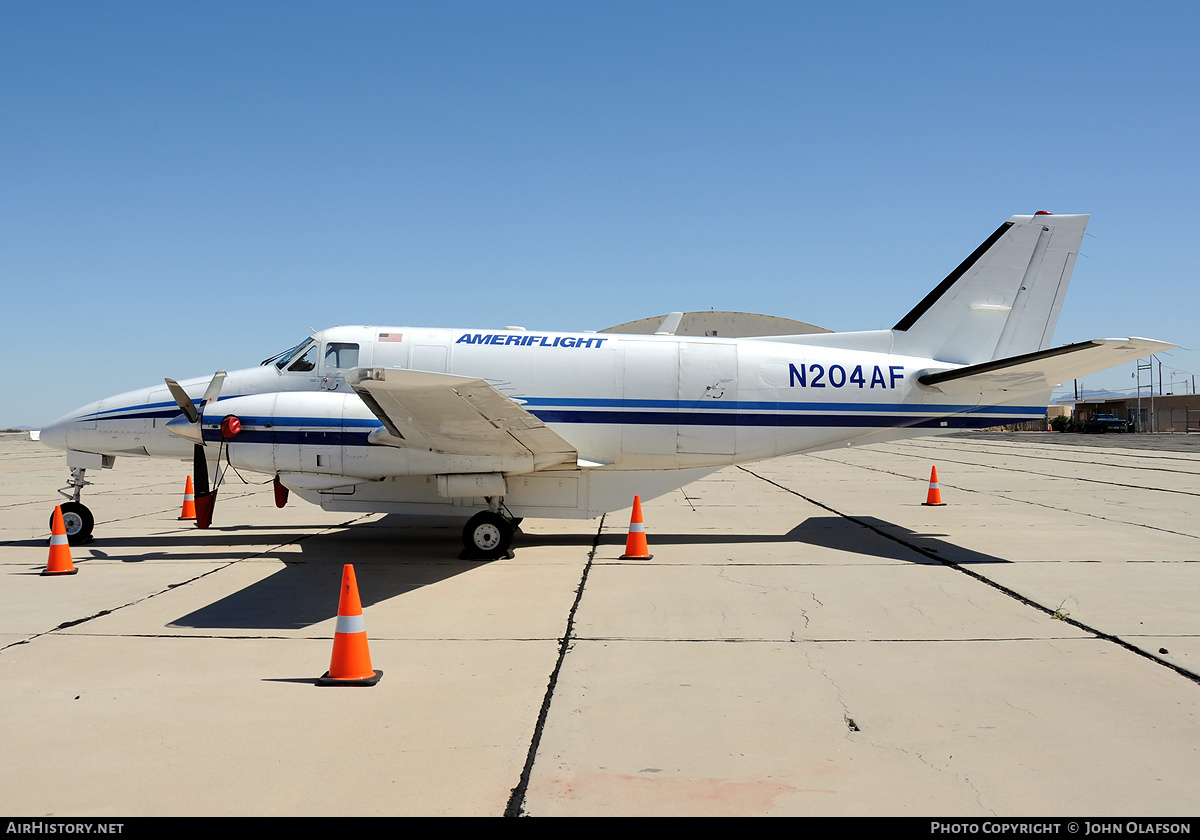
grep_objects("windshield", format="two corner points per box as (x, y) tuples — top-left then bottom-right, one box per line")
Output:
(261, 339), (317, 370)
(287, 343), (319, 372)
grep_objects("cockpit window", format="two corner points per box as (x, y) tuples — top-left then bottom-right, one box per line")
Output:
(262, 338), (317, 370)
(324, 343), (359, 369)
(287, 344), (319, 372)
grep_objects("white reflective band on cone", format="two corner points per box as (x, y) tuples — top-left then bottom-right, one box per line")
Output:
(336, 614), (366, 634)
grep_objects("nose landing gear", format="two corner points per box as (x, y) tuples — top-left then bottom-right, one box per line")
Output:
(53, 467), (95, 545)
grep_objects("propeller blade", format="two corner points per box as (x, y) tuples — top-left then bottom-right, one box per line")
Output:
(170, 371), (226, 529)
(201, 370), (227, 407)
(165, 379), (199, 424)
(193, 444), (210, 495)
(166, 370), (226, 431)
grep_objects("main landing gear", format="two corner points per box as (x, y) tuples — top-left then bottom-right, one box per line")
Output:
(53, 467), (95, 545)
(460, 497), (522, 561)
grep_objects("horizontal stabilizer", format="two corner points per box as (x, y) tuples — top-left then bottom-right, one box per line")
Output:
(918, 338), (1175, 395)
(348, 368), (577, 470)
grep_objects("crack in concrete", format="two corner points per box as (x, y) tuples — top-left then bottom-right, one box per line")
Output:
(1003, 699), (1039, 720)
(910, 748), (995, 816)
(715, 565), (778, 593)
(809, 454), (1200, 541)
(909, 601), (934, 624)
(885, 449), (1200, 498)
(1, 486), (266, 547)
(566, 636), (1083, 644)
(38, 632), (568, 643)
(897, 438), (1200, 476)
(738, 465), (1200, 688)
(0, 479), (212, 512)
(0, 515), (373, 654)
(504, 513), (605, 817)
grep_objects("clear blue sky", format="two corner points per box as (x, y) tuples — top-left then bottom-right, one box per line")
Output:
(4, 1), (1198, 428)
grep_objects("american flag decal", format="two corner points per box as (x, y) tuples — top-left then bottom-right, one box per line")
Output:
(378, 332), (404, 342)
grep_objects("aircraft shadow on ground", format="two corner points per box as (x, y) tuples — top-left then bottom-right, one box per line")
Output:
(785, 515), (1011, 566)
(5, 525), (367, 552)
(578, 517), (1007, 566)
(170, 524), (594, 630)
(168, 514), (1005, 630)
(170, 534), (483, 630)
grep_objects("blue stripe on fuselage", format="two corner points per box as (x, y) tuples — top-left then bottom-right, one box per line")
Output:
(526, 410), (1041, 428)
(202, 428), (377, 445)
(195, 404), (1041, 445)
(520, 397), (1043, 415)
(81, 398), (210, 421)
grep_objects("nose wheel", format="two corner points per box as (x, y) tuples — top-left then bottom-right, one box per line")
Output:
(53, 466), (96, 545)
(52, 501), (95, 546)
(461, 511), (516, 560)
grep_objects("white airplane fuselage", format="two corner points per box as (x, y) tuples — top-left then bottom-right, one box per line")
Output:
(39, 325), (1040, 519)
(38, 213), (1172, 550)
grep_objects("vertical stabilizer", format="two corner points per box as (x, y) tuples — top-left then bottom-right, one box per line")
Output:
(890, 214), (1088, 365)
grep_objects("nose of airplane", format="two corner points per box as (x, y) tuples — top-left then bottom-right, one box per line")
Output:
(39, 402), (96, 452)
(39, 415), (70, 451)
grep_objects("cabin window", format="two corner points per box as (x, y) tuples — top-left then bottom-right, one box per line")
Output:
(324, 343), (360, 369)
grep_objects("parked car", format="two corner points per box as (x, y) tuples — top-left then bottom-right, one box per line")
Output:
(1082, 413), (1130, 433)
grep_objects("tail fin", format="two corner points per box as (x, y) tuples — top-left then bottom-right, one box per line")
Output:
(891, 213), (1088, 365)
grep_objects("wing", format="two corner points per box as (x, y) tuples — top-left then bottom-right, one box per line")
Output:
(918, 338), (1175, 395)
(347, 368), (577, 470)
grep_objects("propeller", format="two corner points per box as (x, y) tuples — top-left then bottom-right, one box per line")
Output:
(165, 371), (226, 437)
(164, 371), (226, 529)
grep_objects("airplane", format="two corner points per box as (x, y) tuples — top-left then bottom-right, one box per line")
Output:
(38, 212), (1172, 559)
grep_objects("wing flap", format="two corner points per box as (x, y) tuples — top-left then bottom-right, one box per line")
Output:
(918, 338), (1175, 395)
(348, 368), (577, 469)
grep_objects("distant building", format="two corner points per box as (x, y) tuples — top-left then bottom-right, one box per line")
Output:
(1067, 393), (1199, 433)
(601, 311), (831, 338)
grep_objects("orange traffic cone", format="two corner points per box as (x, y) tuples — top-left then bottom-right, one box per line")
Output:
(316, 564), (382, 686)
(178, 476), (196, 520)
(43, 506), (78, 576)
(619, 495), (653, 560)
(922, 466), (946, 506)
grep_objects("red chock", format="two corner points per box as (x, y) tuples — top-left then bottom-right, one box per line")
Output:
(273, 475), (289, 508)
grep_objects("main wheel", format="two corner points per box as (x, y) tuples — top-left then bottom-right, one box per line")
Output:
(461, 511), (514, 560)
(53, 501), (94, 546)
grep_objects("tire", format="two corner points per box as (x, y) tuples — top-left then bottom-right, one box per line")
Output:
(461, 511), (514, 560)
(53, 501), (94, 546)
